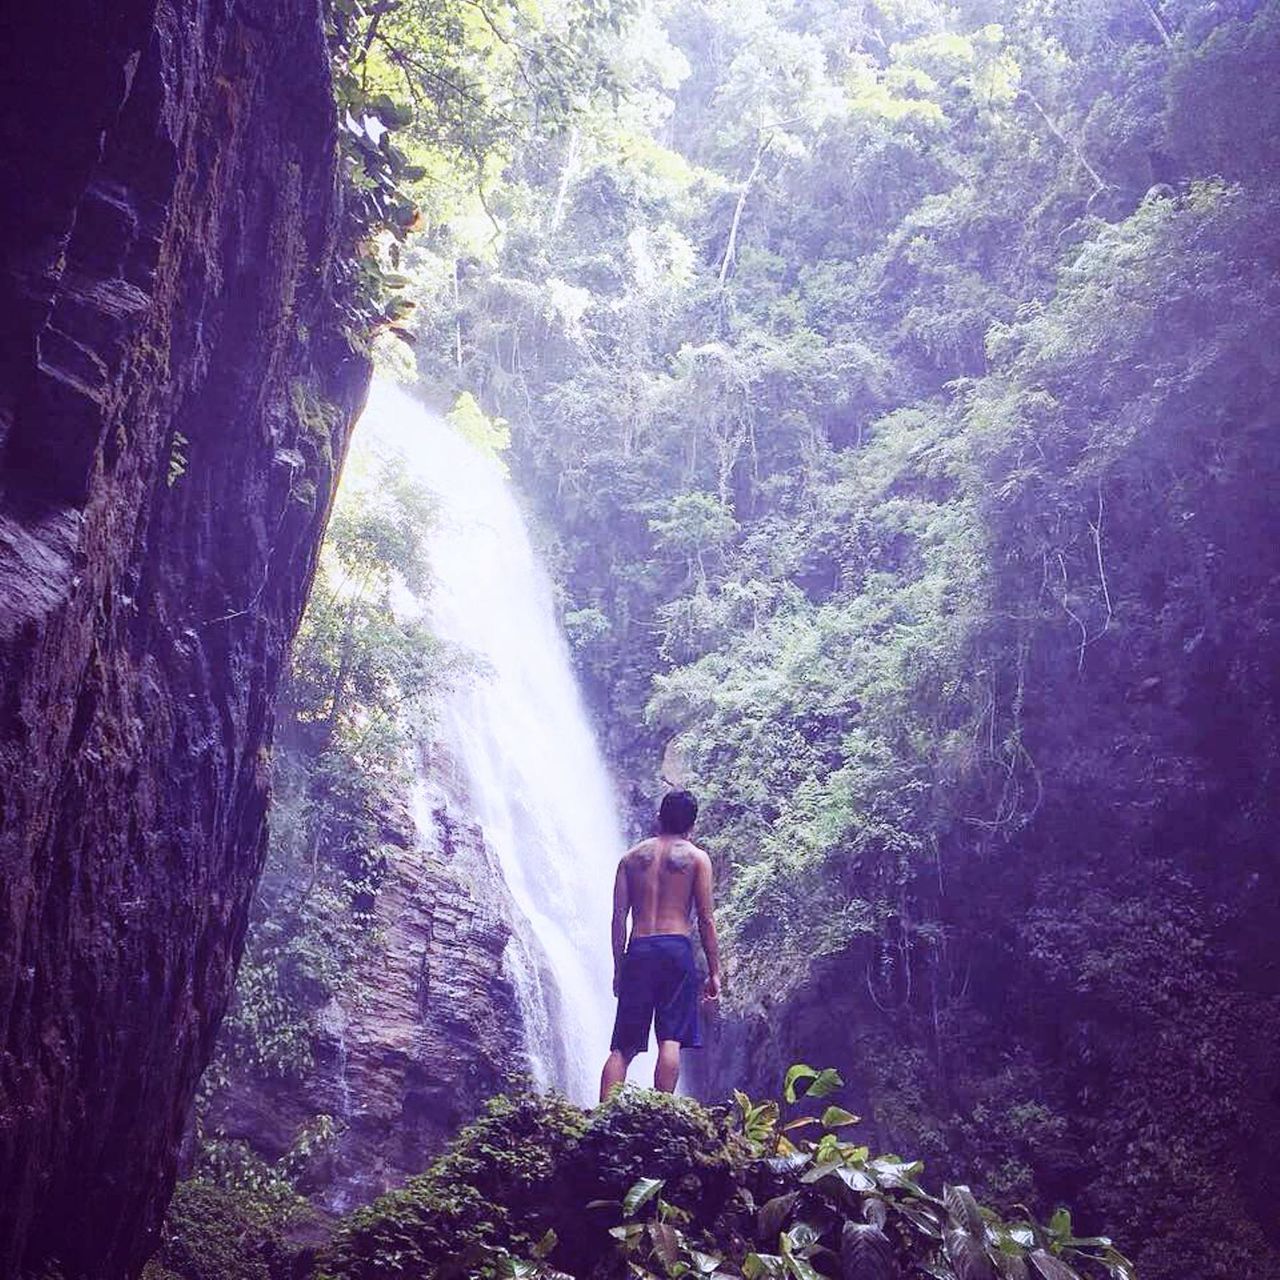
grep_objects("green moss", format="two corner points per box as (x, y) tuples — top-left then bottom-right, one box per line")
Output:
(319, 1091), (588, 1280)
(317, 1088), (743, 1280)
(288, 378), (341, 472)
(572, 1087), (739, 1207)
(142, 1180), (297, 1280)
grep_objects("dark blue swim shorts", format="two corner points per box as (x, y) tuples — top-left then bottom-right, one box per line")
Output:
(611, 933), (702, 1055)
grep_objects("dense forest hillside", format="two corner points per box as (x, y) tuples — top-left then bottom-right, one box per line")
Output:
(377, 2), (1280, 1277)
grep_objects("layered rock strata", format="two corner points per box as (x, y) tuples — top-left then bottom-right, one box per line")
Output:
(205, 743), (527, 1219)
(0, 2), (370, 1275)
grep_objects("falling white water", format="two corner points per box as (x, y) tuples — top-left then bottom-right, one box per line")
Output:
(354, 377), (647, 1103)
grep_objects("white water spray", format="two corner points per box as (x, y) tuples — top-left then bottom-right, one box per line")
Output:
(354, 377), (645, 1103)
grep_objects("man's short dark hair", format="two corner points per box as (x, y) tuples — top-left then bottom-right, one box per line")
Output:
(658, 789), (698, 835)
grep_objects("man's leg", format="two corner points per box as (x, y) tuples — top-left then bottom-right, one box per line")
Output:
(600, 1048), (633, 1102)
(654, 1039), (680, 1093)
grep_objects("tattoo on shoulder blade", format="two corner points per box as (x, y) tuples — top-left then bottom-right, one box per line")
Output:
(664, 843), (693, 871)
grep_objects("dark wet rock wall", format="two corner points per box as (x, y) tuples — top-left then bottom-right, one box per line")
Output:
(0, 2), (370, 1275)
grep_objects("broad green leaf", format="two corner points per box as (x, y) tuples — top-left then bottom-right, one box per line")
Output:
(743, 1253), (787, 1280)
(815, 1133), (840, 1164)
(758, 1192), (799, 1242)
(747, 1101), (781, 1137)
(1103, 1254), (1138, 1280)
(944, 1184), (986, 1238)
(806, 1068), (844, 1099)
(658, 1199), (692, 1226)
(780, 1228), (823, 1280)
(800, 1158), (843, 1184)
(1029, 1252), (1080, 1280)
(835, 1166), (877, 1194)
(870, 1157), (929, 1196)
(784, 1065), (819, 1103)
(782, 1116), (821, 1133)
(624, 1177), (665, 1218)
(944, 1227), (996, 1280)
(821, 1105), (860, 1129)
(532, 1228), (557, 1260)
(782, 1252), (823, 1280)
(649, 1222), (681, 1269)
(997, 1255), (1031, 1280)
(840, 1221), (893, 1280)
(897, 1202), (943, 1239)
(1048, 1209), (1072, 1240)
(784, 1221), (821, 1252)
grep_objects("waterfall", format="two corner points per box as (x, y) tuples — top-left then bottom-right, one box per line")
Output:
(354, 377), (644, 1103)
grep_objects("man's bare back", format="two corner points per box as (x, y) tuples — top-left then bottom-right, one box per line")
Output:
(620, 834), (710, 939)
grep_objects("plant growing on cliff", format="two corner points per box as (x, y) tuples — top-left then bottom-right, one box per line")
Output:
(141, 1179), (301, 1280)
(324, 0), (637, 343)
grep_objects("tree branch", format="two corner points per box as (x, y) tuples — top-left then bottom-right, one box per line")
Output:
(718, 138), (769, 285)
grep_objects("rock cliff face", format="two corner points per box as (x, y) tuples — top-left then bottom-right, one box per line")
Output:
(0, 2), (369, 1276)
(204, 741), (527, 1219)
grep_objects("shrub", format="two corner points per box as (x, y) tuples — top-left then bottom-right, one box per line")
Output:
(141, 1180), (296, 1280)
(318, 1069), (1135, 1280)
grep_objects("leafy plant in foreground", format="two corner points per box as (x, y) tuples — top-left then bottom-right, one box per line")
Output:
(532, 1068), (1136, 1280)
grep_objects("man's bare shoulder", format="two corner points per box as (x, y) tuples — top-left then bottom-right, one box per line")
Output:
(686, 841), (713, 867)
(622, 838), (660, 865)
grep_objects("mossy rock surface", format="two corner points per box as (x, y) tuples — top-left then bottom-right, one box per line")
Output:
(157, 1081), (1129, 1280)
(318, 1088), (743, 1280)
(141, 1180), (298, 1280)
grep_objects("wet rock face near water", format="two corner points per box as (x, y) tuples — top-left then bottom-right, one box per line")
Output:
(0, 2), (370, 1275)
(206, 766), (526, 1217)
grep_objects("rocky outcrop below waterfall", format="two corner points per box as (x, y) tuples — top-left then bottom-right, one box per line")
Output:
(203, 741), (527, 1219)
(0, 2), (369, 1276)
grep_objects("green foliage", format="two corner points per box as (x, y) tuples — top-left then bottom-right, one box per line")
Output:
(782, 1066), (843, 1105)
(318, 1070), (1130, 1280)
(318, 1090), (591, 1278)
(190, 1116), (339, 1224)
(289, 455), (440, 740)
(325, 0), (638, 342)
(448, 391), (512, 460)
(141, 1180), (301, 1280)
(593, 1070), (1133, 1280)
(318, 1087), (744, 1279)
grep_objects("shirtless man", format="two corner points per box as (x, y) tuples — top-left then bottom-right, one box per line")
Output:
(599, 789), (721, 1101)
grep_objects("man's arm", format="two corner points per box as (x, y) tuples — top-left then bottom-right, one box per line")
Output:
(693, 850), (721, 1000)
(611, 857), (630, 998)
